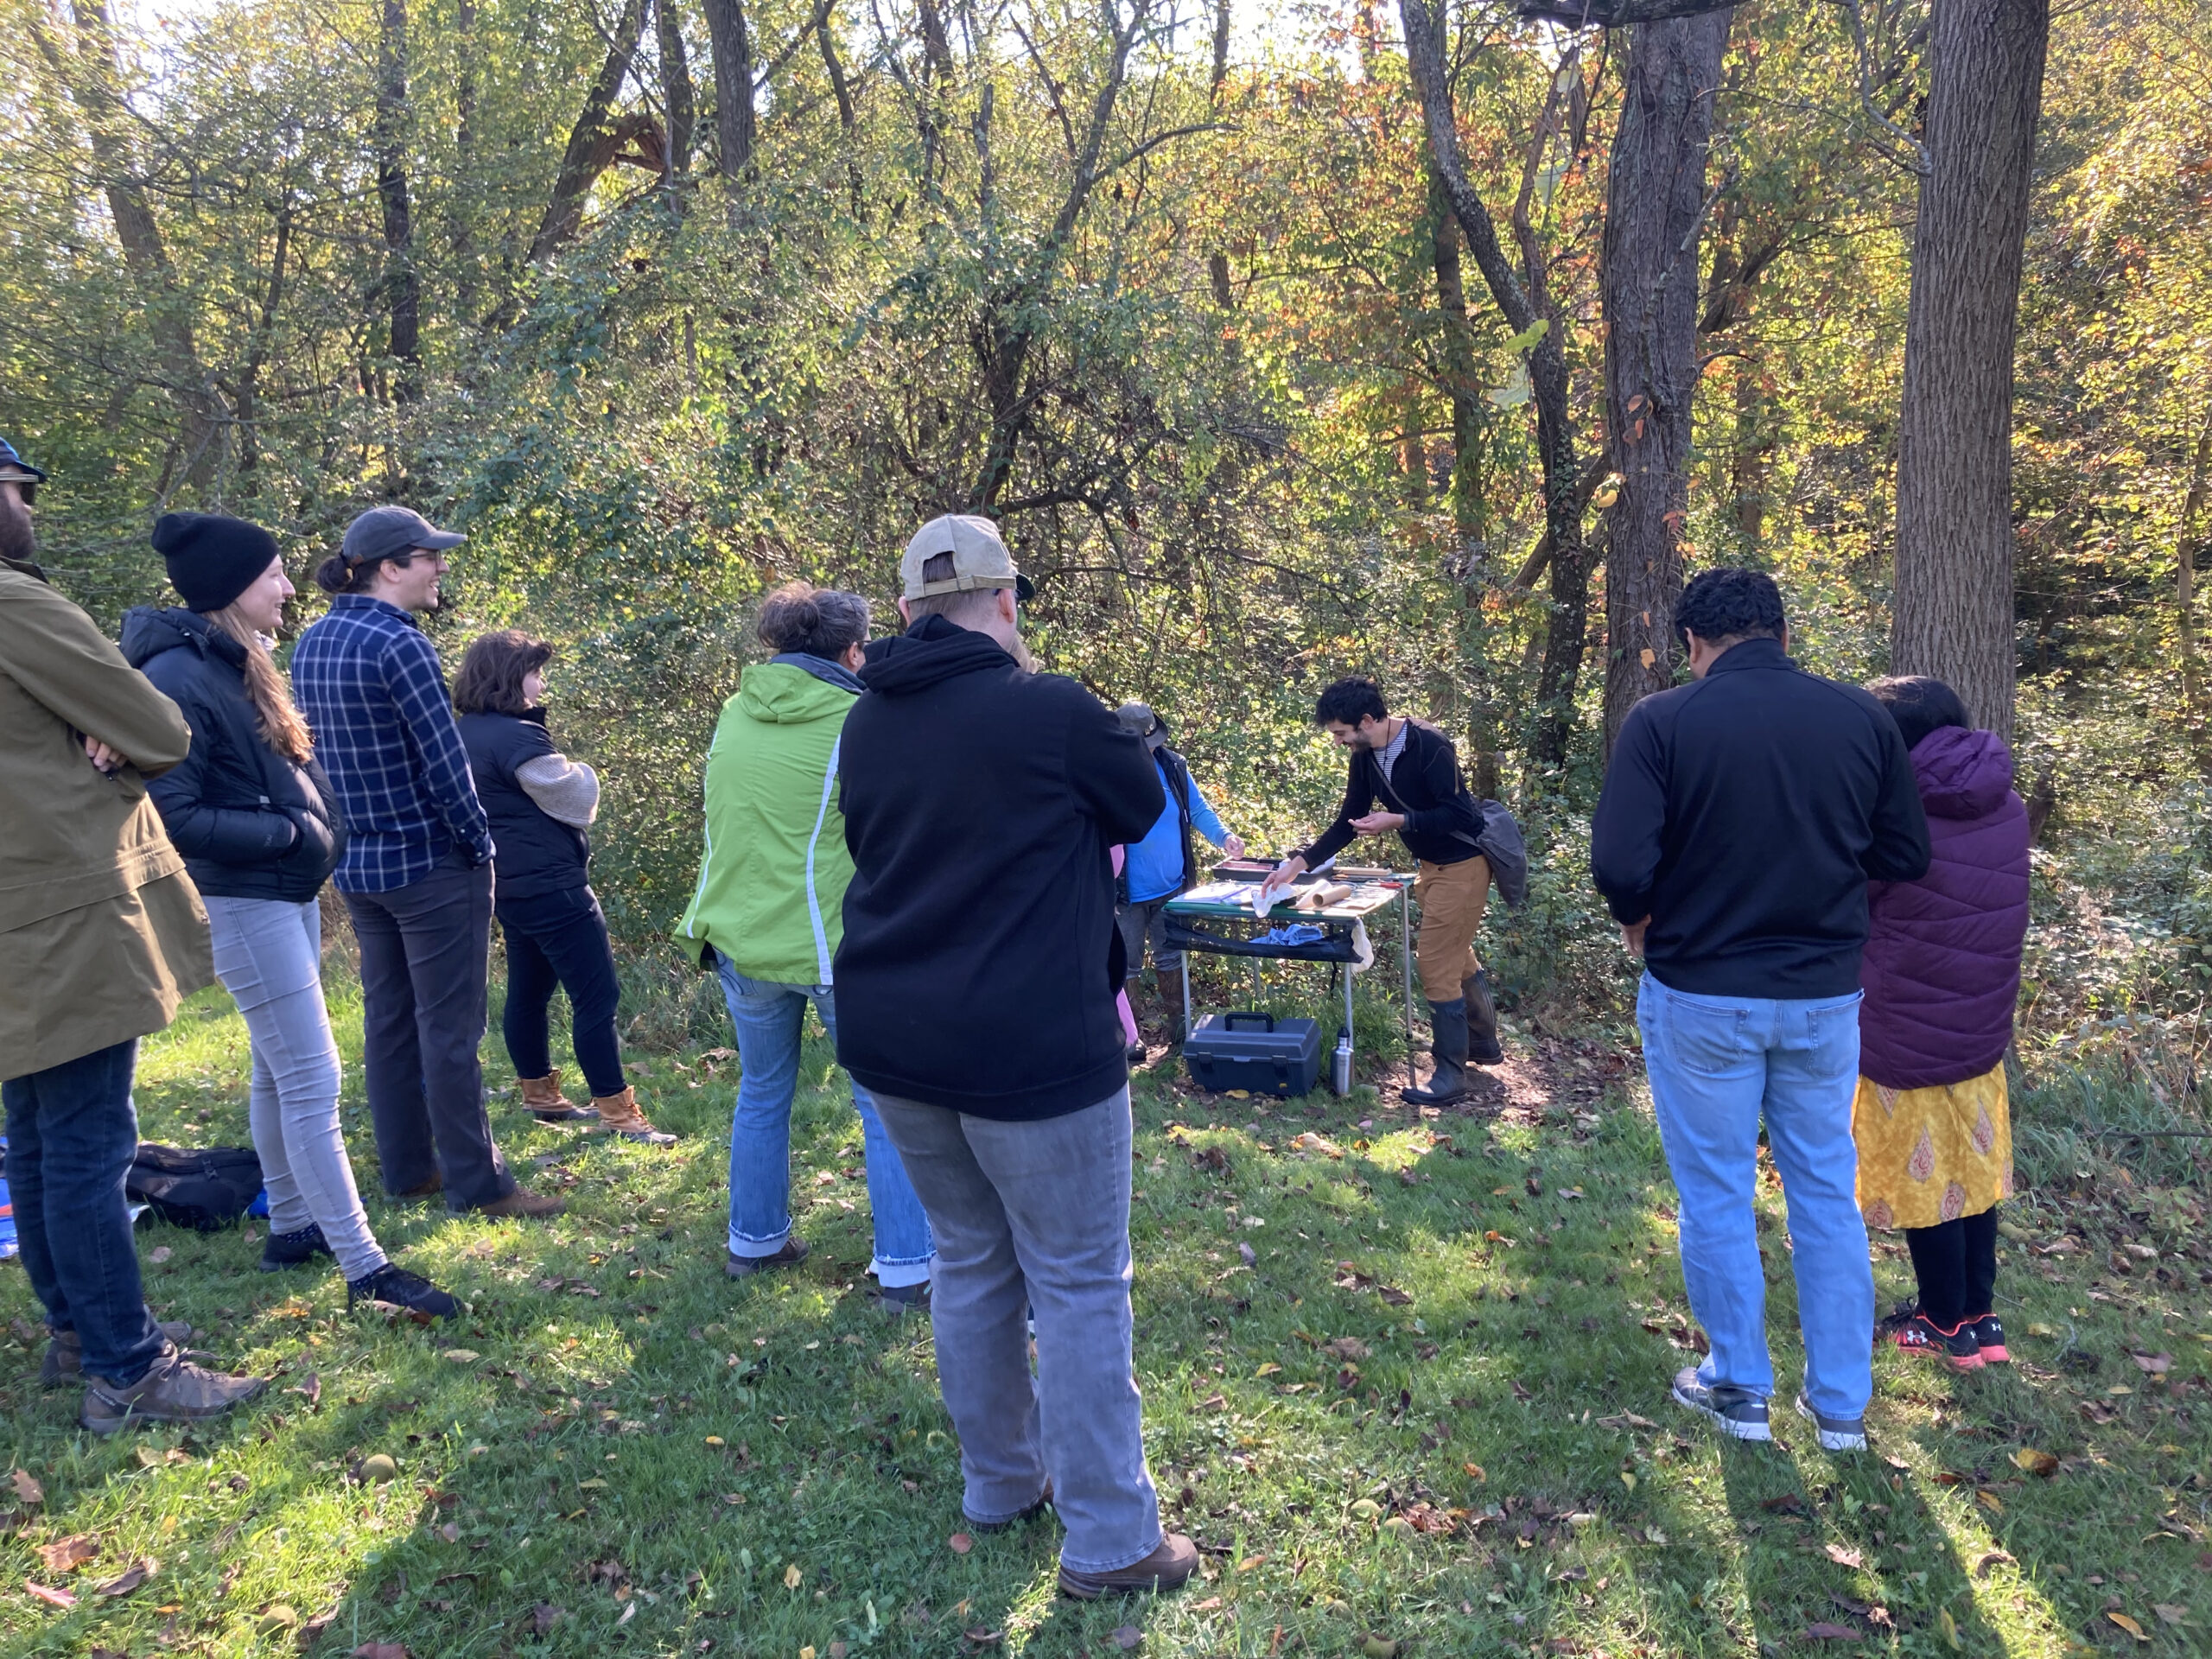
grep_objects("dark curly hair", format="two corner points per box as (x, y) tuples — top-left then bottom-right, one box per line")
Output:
(758, 581), (871, 659)
(1675, 568), (1786, 647)
(1313, 676), (1389, 728)
(1866, 675), (1972, 751)
(453, 629), (554, 716)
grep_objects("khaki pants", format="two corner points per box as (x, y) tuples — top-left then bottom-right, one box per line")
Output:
(1412, 855), (1490, 1002)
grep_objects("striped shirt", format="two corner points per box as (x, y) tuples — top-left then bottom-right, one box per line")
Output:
(291, 594), (493, 893)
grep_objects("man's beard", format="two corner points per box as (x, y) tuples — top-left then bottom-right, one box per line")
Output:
(0, 508), (35, 567)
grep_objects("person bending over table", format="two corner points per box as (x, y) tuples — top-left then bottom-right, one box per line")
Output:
(1256, 677), (1501, 1104)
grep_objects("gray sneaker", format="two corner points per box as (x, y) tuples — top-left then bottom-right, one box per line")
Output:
(1670, 1365), (1771, 1442)
(1794, 1393), (1868, 1452)
(41, 1322), (194, 1389)
(79, 1344), (268, 1436)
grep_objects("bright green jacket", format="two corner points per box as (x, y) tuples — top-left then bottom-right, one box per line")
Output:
(676, 659), (858, 985)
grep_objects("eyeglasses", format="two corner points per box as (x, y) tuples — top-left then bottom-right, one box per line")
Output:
(4, 480), (35, 508)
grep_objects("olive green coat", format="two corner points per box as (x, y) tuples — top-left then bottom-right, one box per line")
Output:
(0, 556), (212, 1081)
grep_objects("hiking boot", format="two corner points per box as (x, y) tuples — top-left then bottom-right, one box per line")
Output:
(1058, 1534), (1199, 1599)
(41, 1322), (194, 1389)
(391, 1172), (443, 1202)
(1969, 1313), (2008, 1364)
(1794, 1393), (1868, 1452)
(1402, 999), (1469, 1105)
(348, 1263), (460, 1321)
(1890, 1312), (1982, 1372)
(726, 1236), (809, 1278)
(969, 1480), (1052, 1533)
(79, 1344), (267, 1436)
(591, 1086), (677, 1146)
(1460, 969), (1503, 1065)
(1126, 1040), (1148, 1065)
(470, 1186), (565, 1220)
(1670, 1365), (1772, 1442)
(519, 1069), (595, 1124)
(871, 1279), (931, 1317)
(259, 1223), (334, 1272)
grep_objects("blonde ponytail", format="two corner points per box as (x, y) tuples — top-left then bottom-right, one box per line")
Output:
(204, 606), (315, 766)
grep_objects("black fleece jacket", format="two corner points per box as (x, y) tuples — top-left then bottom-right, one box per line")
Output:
(1589, 637), (1931, 999)
(1295, 719), (1484, 871)
(121, 607), (345, 903)
(833, 615), (1165, 1120)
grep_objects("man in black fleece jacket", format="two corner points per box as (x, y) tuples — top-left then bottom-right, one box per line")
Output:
(835, 514), (1195, 1599)
(1589, 568), (1929, 1456)
(1259, 676), (1502, 1103)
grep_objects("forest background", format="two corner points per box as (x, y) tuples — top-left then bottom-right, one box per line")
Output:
(3, 0), (2209, 1081)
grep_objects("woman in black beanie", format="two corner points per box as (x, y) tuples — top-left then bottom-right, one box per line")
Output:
(121, 513), (456, 1321)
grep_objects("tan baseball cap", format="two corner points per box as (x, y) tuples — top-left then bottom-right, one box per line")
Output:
(900, 514), (1036, 603)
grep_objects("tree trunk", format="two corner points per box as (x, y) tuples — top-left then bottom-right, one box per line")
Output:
(374, 0), (423, 404)
(817, 0), (861, 213)
(530, 0), (651, 261)
(1428, 162), (1486, 547)
(1891, 0), (2050, 743)
(1206, 0), (1234, 308)
(451, 0), (480, 321)
(1398, 0), (1590, 772)
(1600, 10), (1729, 754)
(233, 200), (292, 481)
(658, 0), (698, 192)
(2179, 404), (2212, 766)
(701, 0), (756, 179)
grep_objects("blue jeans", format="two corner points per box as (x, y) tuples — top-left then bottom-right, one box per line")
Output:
(715, 958), (932, 1288)
(2, 1039), (165, 1383)
(498, 886), (625, 1099)
(871, 1088), (1162, 1575)
(1637, 974), (1874, 1421)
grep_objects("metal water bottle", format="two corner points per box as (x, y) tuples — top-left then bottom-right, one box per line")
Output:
(1331, 1027), (1352, 1096)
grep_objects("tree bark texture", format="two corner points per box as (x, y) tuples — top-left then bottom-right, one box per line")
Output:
(1398, 0), (1589, 772)
(701, 0), (757, 178)
(374, 0), (423, 403)
(658, 0), (698, 189)
(1600, 10), (1729, 755)
(1891, 0), (2050, 743)
(1427, 163), (1486, 545)
(531, 0), (651, 260)
(1207, 0), (1235, 308)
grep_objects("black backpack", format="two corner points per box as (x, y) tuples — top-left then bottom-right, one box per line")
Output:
(126, 1144), (264, 1232)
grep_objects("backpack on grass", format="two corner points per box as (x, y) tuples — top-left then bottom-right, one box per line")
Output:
(126, 1144), (264, 1232)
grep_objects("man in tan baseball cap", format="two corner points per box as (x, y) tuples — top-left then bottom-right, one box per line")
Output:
(899, 514), (1036, 615)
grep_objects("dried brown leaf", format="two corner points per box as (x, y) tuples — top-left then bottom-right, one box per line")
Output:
(1802, 1623), (1861, 1642)
(10, 1470), (43, 1507)
(37, 1534), (98, 1573)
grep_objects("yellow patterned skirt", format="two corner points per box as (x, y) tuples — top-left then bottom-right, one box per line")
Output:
(1852, 1061), (2012, 1231)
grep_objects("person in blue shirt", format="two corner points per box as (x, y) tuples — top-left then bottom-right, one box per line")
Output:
(1112, 702), (1243, 1051)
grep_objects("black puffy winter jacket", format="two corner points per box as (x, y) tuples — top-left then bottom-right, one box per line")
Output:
(120, 607), (346, 903)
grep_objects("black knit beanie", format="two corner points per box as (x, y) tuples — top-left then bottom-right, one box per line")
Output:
(151, 512), (282, 613)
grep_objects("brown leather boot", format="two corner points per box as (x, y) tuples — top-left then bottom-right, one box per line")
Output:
(592, 1086), (677, 1146)
(1058, 1534), (1200, 1599)
(518, 1069), (595, 1124)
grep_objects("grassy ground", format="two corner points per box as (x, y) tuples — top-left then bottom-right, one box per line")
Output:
(2, 978), (2209, 1658)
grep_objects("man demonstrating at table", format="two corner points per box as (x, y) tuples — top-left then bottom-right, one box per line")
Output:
(1259, 676), (1502, 1104)
(835, 514), (1195, 1599)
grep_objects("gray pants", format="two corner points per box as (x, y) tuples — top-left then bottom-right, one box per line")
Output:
(204, 896), (388, 1281)
(342, 860), (515, 1211)
(870, 1088), (1163, 1574)
(1116, 895), (1181, 976)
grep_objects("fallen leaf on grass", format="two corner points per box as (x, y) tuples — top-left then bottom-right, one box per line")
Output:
(616, 1600), (637, 1626)
(1189, 1597), (1224, 1613)
(1974, 1491), (2005, 1514)
(10, 1471), (43, 1507)
(1254, 1363), (1281, 1377)
(1238, 1242), (1256, 1268)
(1823, 1543), (1865, 1569)
(1972, 1549), (2016, 1577)
(1112, 1626), (1142, 1650)
(783, 1563), (804, 1589)
(962, 1628), (1005, 1645)
(2011, 1447), (2058, 1477)
(24, 1580), (76, 1609)
(2152, 1605), (2188, 1627)
(37, 1535), (98, 1573)
(1801, 1624), (1861, 1643)
(352, 1645), (411, 1659)
(1359, 1637), (1398, 1659)
(1463, 1463), (1486, 1483)
(2107, 1611), (2148, 1643)
(947, 1532), (973, 1555)
(1323, 1337), (1370, 1361)
(1237, 1554), (1267, 1572)
(2132, 1352), (2173, 1375)
(92, 1558), (154, 1598)
(439, 1350), (480, 1364)
(149, 1245), (172, 1263)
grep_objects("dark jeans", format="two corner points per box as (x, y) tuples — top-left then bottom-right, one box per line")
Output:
(498, 885), (624, 1099)
(343, 859), (515, 1212)
(1904, 1206), (1999, 1328)
(2, 1039), (164, 1383)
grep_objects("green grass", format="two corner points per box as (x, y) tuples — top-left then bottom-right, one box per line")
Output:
(3, 981), (2209, 1657)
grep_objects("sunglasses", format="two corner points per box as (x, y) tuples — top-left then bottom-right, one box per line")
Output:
(5, 480), (35, 508)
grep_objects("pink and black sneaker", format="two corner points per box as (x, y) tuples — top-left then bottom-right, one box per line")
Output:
(1969, 1314), (2008, 1364)
(1890, 1312), (1983, 1372)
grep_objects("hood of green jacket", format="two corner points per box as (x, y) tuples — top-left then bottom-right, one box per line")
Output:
(736, 661), (859, 724)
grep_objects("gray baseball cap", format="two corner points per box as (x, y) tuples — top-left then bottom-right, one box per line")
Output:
(340, 505), (466, 567)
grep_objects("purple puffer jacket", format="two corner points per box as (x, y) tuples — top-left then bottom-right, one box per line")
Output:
(1858, 726), (2030, 1089)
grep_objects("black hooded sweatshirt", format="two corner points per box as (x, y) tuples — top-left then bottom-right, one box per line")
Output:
(834, 614), (1165, 1120)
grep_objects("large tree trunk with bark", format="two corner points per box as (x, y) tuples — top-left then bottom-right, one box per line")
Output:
(374, 0), (423, 404)
(658, 0), (698, 194)
(1398, 0), (1590, 772)
(1600, 10), (1729, 754)
(530, 0), (651, 260)
(1428, 163), (1485, 546)
(1891, 0), (2050, 743)
(701, 0), (757, 179)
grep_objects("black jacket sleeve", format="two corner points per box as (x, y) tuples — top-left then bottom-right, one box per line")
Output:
(145, 696), (301, 867)
(1399, 728), (1465, 839)
(1589, 698), (1669, 925)
(1066, 684), (1167, 846)
(1861, 715), (1933, 882)
(1295, 751), (1371, 868)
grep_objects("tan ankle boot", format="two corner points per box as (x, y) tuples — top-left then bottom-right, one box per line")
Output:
(592, 1086), (676, 1146)
(519, 1069), (594, 1123)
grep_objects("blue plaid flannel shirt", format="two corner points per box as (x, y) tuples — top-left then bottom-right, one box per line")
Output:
(291, 594), (494, 893)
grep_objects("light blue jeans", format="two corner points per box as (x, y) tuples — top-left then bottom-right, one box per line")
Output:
(1637, 973), (1874, 1421)
(715, 959), (931, 1288)
(204, 896), (388, 1282)
(871, 1087), (1163, 1575)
